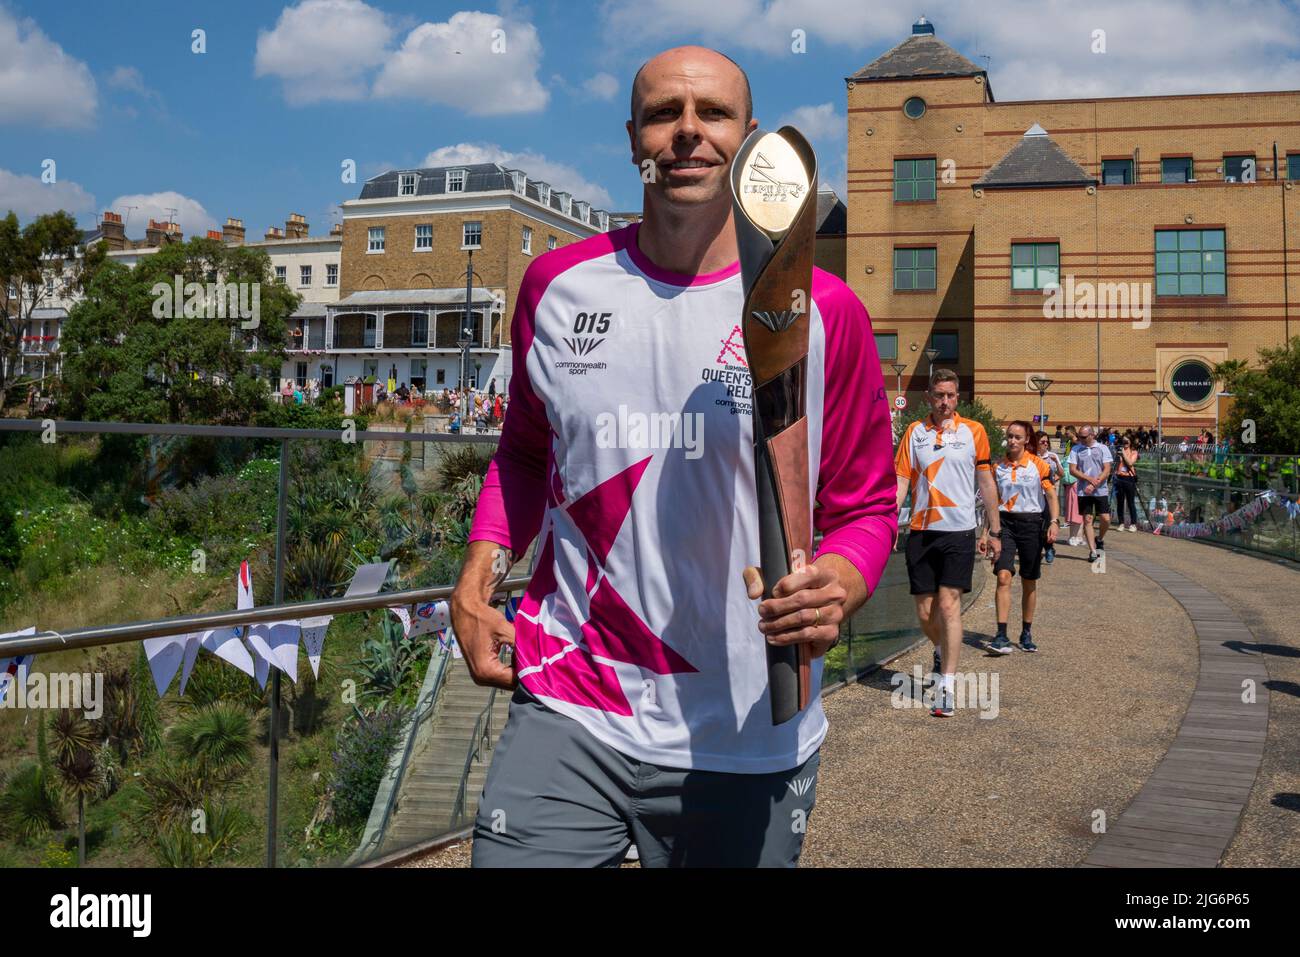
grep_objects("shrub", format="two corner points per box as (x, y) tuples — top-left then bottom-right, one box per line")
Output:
(0, 762), (64, 842)
(435, 444), (494, 492)
(168, 702), (254, 775)
(328, 704), (409, 828)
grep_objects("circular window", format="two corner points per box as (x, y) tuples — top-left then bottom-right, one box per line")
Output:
(903, 96), (926, 119)
(1170, 359), (1214, 404)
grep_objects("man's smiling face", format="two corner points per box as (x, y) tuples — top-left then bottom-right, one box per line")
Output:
(626, 47), (756, 211)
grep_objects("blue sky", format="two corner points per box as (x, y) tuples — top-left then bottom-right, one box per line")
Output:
(2, 0), (1299, 240)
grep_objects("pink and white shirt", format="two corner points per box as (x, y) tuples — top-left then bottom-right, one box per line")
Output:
(469, 223), (897, 773)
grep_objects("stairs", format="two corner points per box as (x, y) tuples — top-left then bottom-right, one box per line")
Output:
(377, 656), (509, 855)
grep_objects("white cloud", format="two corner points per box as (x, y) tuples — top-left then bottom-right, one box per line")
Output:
(0, 8), (98, 128)
(777, 102), (844, 143)
(0, 168), (96, 222)
(599, 0), (909, 56)
(933, 0), (1300, 98)
(105, 191), (214, 242)
(374, 11), (548, 114)
(254, 0), (395, 105)
(598, 0), (1300, 98)
(420, 143), (615, 208)
(583, 72), (620, 101)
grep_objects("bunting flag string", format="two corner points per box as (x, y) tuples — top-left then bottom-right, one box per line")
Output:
(1153, 489), (1296, 539)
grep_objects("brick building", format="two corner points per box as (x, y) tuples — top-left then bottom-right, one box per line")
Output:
(846, 17), (1299, 433)
(334, 163), (626, 394)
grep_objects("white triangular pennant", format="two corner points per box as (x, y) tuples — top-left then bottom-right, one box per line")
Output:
(246, 621), (300, 683)
(142, 633), (200, 698)
(300, 616), (332, 679)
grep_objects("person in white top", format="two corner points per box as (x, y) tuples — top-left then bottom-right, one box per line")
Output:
(989, 421), (1059, 652)
(1068, 426), (1114, 563)
(894, 370), (1002, 715)
(452, 45), (897, 867)
(1036, 432), (1063, 564)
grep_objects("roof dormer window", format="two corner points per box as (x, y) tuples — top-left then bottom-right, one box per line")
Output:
(537, 183), (551, 206)
(509, 170), (527, 193)
(557, 192), (572, 215)
(446, 168), (467, 193)
(399, 172), (419, 196)
(575, 200), (590, 222)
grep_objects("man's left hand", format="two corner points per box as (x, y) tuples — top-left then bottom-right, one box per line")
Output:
(743, 561), (845, 659)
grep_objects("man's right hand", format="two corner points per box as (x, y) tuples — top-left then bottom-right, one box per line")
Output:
(450, 540), (519, 690)
(450, 593), (518, 689)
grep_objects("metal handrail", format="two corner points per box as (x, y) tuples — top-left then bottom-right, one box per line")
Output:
(0, 576), (531, 657)
(450, 688), (498, 831)
(0, 416), (501, 444)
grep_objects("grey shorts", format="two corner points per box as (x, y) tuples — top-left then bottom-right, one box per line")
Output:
(471, 686), (820, 868)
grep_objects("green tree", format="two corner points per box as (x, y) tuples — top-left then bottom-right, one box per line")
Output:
(894, 395), (1008, 459)
(1215, 338), (1300, 454)
(0, 210), (86, 407)
(60, 236), (298, 424)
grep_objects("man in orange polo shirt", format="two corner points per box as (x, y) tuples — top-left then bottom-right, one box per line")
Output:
(895, 369), (1002, 717)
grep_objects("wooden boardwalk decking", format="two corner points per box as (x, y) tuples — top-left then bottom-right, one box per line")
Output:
(1082, 552), (1270, 868)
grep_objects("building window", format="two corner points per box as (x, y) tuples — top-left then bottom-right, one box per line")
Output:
(399, 172), (418, 196)
(363, 358), (378, 381)
(368, 227), (385, 252)
(463, 221), (482, 249)
(45, 277), (55, 295)
(930, 332), (959, 361)
(522, 226), (532, 255)
(413, 314), (428, 347)
(894, 158), (936, 202)
(326, 263), (338, 286)
(364, 315), (377, 348)
(1156, 229), (1225, 296)
(510, 170), (526, 193)
(1011, 242), (1060, 290)
(903, 96), (926, 119)
(447, 169), (467, 193)
(1101, 159), (1133, 185)
(295, 362), (307, 387)
(275, 265), (287, 283)
(874, 333), (898, 361)
(1223, 154), (1255, 183)
(435, 368), (446, 385)
(894, 247), (936, 291)
(1161, 157), (1194, 183)
(1289, 154), (1300, 181)
(410, 358), (427, 390)
(299, 265), (312, 286)
(547, 235), (557, 251)
(415, 224), (432, 251)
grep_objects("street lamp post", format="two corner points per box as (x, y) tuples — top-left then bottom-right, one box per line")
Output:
(1214, 391), (1233, 452)
(458, 247), (477, 425)
(1029, 375), (1054, 434)
(1151, 389), (1170, 495)
(923, 347), (940, 383)
(891, 362), (907, 399)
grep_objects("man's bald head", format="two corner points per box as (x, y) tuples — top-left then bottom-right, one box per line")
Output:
(629, 46), (752, 130)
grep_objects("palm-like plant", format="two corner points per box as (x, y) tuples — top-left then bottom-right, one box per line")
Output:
(51, 709), (102, 866)
(0, 762), (64, 842)
(168, 702), (254, 777)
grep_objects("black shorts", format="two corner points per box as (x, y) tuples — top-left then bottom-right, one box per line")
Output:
(1078, 495), (1110, 516)
(905, 528), (977, 595)
(995, 513), (1044, 580)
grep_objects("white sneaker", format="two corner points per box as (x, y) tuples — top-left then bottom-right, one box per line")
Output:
(1128, 524), (1137, 532)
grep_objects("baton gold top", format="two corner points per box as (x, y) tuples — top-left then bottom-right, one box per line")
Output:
(734, 131), (811, 238)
